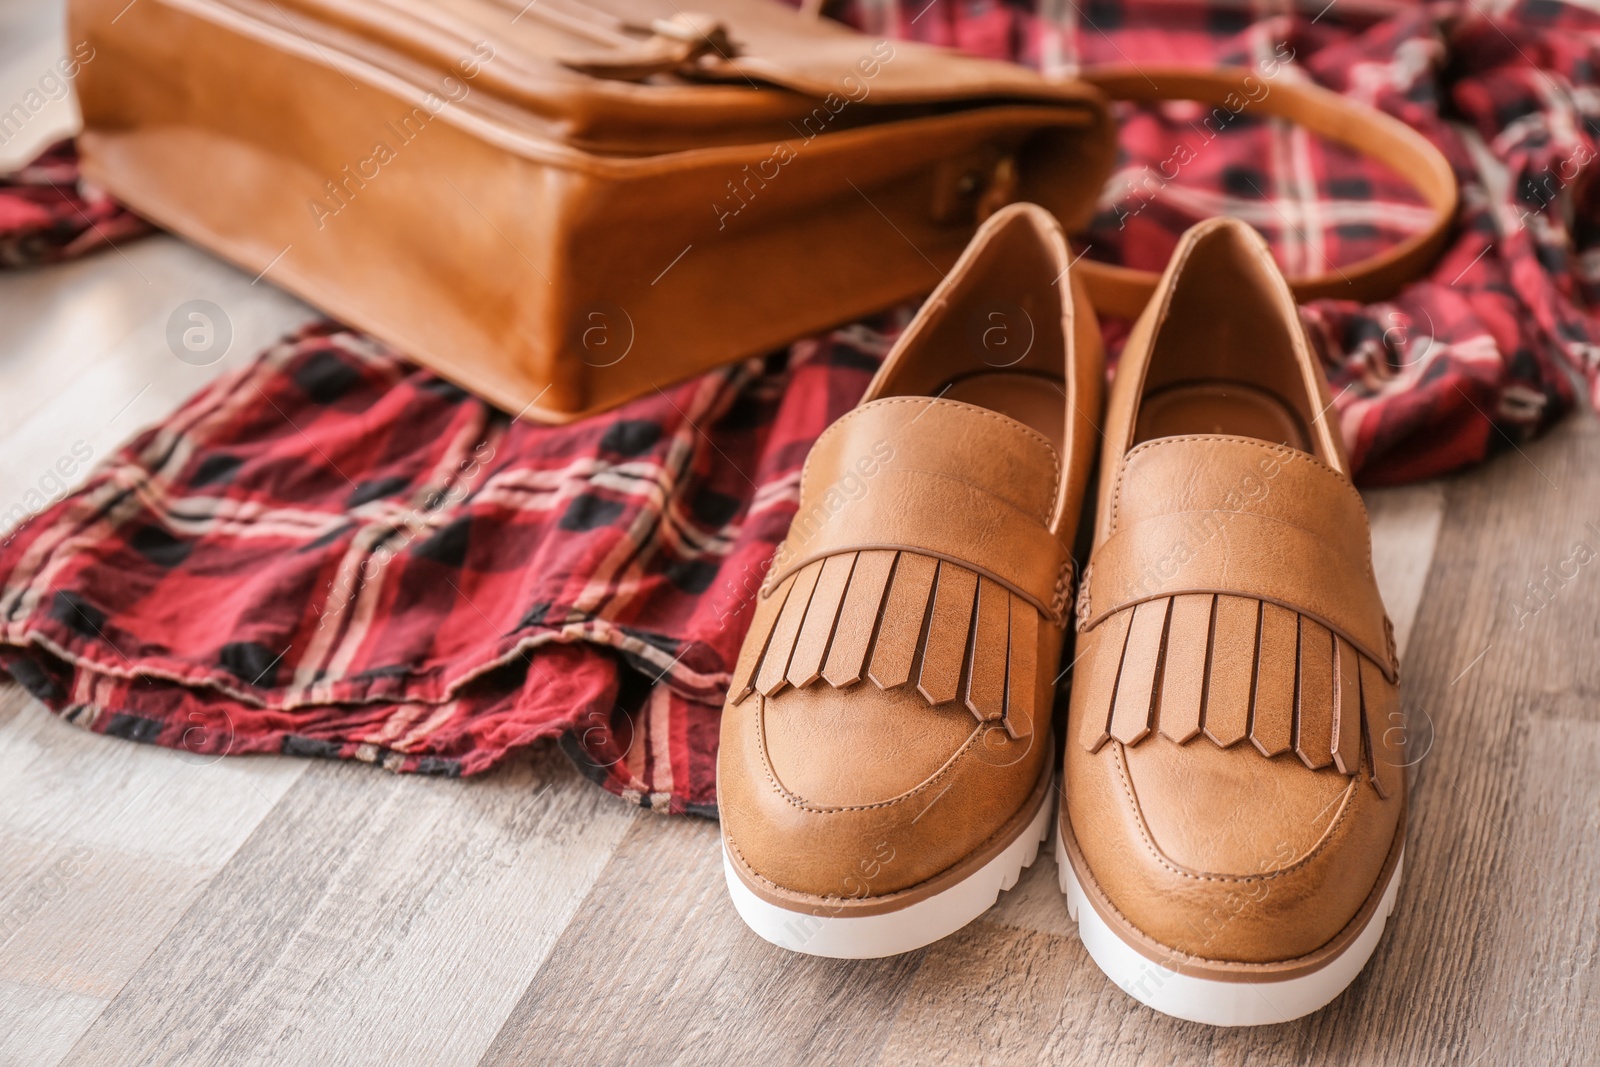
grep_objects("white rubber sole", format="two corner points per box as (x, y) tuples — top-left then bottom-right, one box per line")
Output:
(1056, 827), (1404, 1026)
(723, 794), (1052, 959)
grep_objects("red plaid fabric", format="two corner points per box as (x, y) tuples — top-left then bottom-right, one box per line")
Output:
(0, 320), (885, 814)
(0, 139), (151, 266)
(1, 0), (1596, 813)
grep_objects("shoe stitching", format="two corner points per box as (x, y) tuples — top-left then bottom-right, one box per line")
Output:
(1075, 561), (1093, 631)
(754, 696), (991, 814)
(1060, 794), (1408, 974)
(723, 756), (1051, 904)
(1052, 557), (1076, 619)
(1107, 741), (1361, 884)
(724, 832), (910, 906)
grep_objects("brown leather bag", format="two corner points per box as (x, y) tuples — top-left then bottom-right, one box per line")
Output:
(69, 0), (1116, 421)
(70, 0), (1455, 421)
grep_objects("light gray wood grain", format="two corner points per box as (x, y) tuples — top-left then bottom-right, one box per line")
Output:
(877, 920), (1315, 1066)
(1329, 412), (1600, 1067)
(0, 979), (102, 1067)
(1364, 481), (1447, 662)
(0, 1), (79, 171)
(479, 814), (927, 1067)
(0, 235), (317, 520)
(57, 753), (636, 1067)
(0, 692), (306, 1067)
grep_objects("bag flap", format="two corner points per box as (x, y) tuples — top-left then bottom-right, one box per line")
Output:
(230, 0), (1108, 151)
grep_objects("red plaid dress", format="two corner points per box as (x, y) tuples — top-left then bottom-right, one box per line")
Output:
(1, 0), (1596, 813)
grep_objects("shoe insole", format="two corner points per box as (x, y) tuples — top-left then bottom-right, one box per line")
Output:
(1133, 381), (1309, 451)
(940, 371), (1067, 454)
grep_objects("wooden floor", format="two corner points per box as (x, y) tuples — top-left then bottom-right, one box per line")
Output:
(4, 11), (1599, 1066)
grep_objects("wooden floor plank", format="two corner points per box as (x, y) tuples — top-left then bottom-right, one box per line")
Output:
(1490, 715), (1600, 1065)
(58, 749), (635, 1067)
(0, 235), (316, 516)
(1363, 481), (1447, 662)
(877, 919), (1318, 1066)
(0, 692), (305, 1020)
(479, 815), (926, 1067)
(0, 979), (105, 1067)
(0, 682), (26, 731)
(0, 11), (80, 172)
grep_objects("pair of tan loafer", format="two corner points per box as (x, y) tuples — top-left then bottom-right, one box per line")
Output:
(716, 204), (1406, 1027)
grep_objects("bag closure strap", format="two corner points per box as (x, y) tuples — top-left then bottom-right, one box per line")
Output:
(1079, 512), (1396, 678)
(556, 10), (738, 82)
(756, 396), (1073, 621)
(760, 465), (1072, 622)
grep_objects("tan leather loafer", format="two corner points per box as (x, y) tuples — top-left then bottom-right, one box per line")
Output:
(1059, 217), (1406, 1025)
(718, 203), (1102, 957)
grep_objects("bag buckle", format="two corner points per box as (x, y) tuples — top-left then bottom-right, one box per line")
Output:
(559, 12), (738, 82)
(930, 149), (1019, 225)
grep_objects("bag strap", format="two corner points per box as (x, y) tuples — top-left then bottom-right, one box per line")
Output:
(1070, 66), (1458, 317)
(788, 6), (1457, 312)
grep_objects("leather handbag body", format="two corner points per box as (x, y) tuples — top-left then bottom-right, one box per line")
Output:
(69, 0), (1117, 421)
